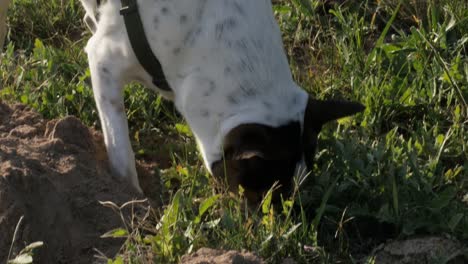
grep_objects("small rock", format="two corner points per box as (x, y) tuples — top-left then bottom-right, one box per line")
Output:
(281, 257), (297, 264)
(181, 248), (264, 264)
(371, 236), (467, 264)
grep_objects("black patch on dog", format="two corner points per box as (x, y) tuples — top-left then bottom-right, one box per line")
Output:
(215, 17), (238, 40)
(180, 14), (188, 24)
(232, 2), (246, 17)
(153, 16), (160, 29)
(226, 95), (239, 105)
(302, 98), (365, 169)
(173, 47), (181, 55)
(224, 66), (232, 75)
(211, 122), (302, 203)
(212, 98), (365, 204)
(161, 7), (170, 15)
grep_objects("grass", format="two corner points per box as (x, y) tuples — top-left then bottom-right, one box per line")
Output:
(1, 0), (467, 263)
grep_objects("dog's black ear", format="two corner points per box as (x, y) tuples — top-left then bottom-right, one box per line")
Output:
(305, 98), (365, 126)
(302, 97), (365, 169)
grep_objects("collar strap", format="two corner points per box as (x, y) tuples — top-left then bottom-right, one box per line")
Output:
(120, 0), (172, 91)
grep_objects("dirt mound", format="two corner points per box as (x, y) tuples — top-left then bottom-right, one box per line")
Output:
(181, 248), (265, 264)
(0, 103), (148, 263)
(372, 236), (467, 264)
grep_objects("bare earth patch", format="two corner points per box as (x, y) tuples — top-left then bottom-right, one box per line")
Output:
(0, 102), (149, 263)
(372, 236), (467, 264)
(181, 248), (265, 264)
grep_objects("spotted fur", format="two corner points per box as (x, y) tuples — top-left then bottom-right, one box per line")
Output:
(79, 0), (364, 201)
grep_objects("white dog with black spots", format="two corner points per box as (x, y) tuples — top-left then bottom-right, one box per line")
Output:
(79, 0), (364, 203)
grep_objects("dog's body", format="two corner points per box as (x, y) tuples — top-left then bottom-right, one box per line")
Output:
(81, 0), (363, 201)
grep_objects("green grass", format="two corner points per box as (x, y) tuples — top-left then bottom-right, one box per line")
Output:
(1, 0), (467, 263)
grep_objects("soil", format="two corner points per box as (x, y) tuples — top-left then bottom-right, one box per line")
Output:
(0, 102), (269, 264)
(180, 248), (264, 264)
(372, 236), (468, 264)
(0, 102), (152, 264)
(2, 103), (466, 264)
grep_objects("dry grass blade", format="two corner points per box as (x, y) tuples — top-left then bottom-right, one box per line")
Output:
(7, 215), (24, 263)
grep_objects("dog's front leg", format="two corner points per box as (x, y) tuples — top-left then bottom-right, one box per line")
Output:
(88, 53), (142, 193)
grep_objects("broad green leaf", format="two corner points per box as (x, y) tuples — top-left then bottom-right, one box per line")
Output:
(262, 189), (273, 215)
(196, 195), (220, 223)
(175, 123), (192, 136)
(20, 95), (28, 104)
(112, 256), (124, 264)
(160, 190), (182, 234)
(101, 228), (128, 238)
(337, 116), (353, 126)
(435, 134), (445, 148)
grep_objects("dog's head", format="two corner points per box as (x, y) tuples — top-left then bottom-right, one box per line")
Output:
(211, 97), (364, 204)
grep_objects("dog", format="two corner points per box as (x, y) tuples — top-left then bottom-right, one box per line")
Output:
(79, 0), (364, 203)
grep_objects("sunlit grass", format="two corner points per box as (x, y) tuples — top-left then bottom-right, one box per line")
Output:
(1, 0), (467, 263)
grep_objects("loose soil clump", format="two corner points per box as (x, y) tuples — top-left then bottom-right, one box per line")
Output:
(0, 102), (146, 263)
(372, 236), (467, 264)
(181, 248), (265, 264)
